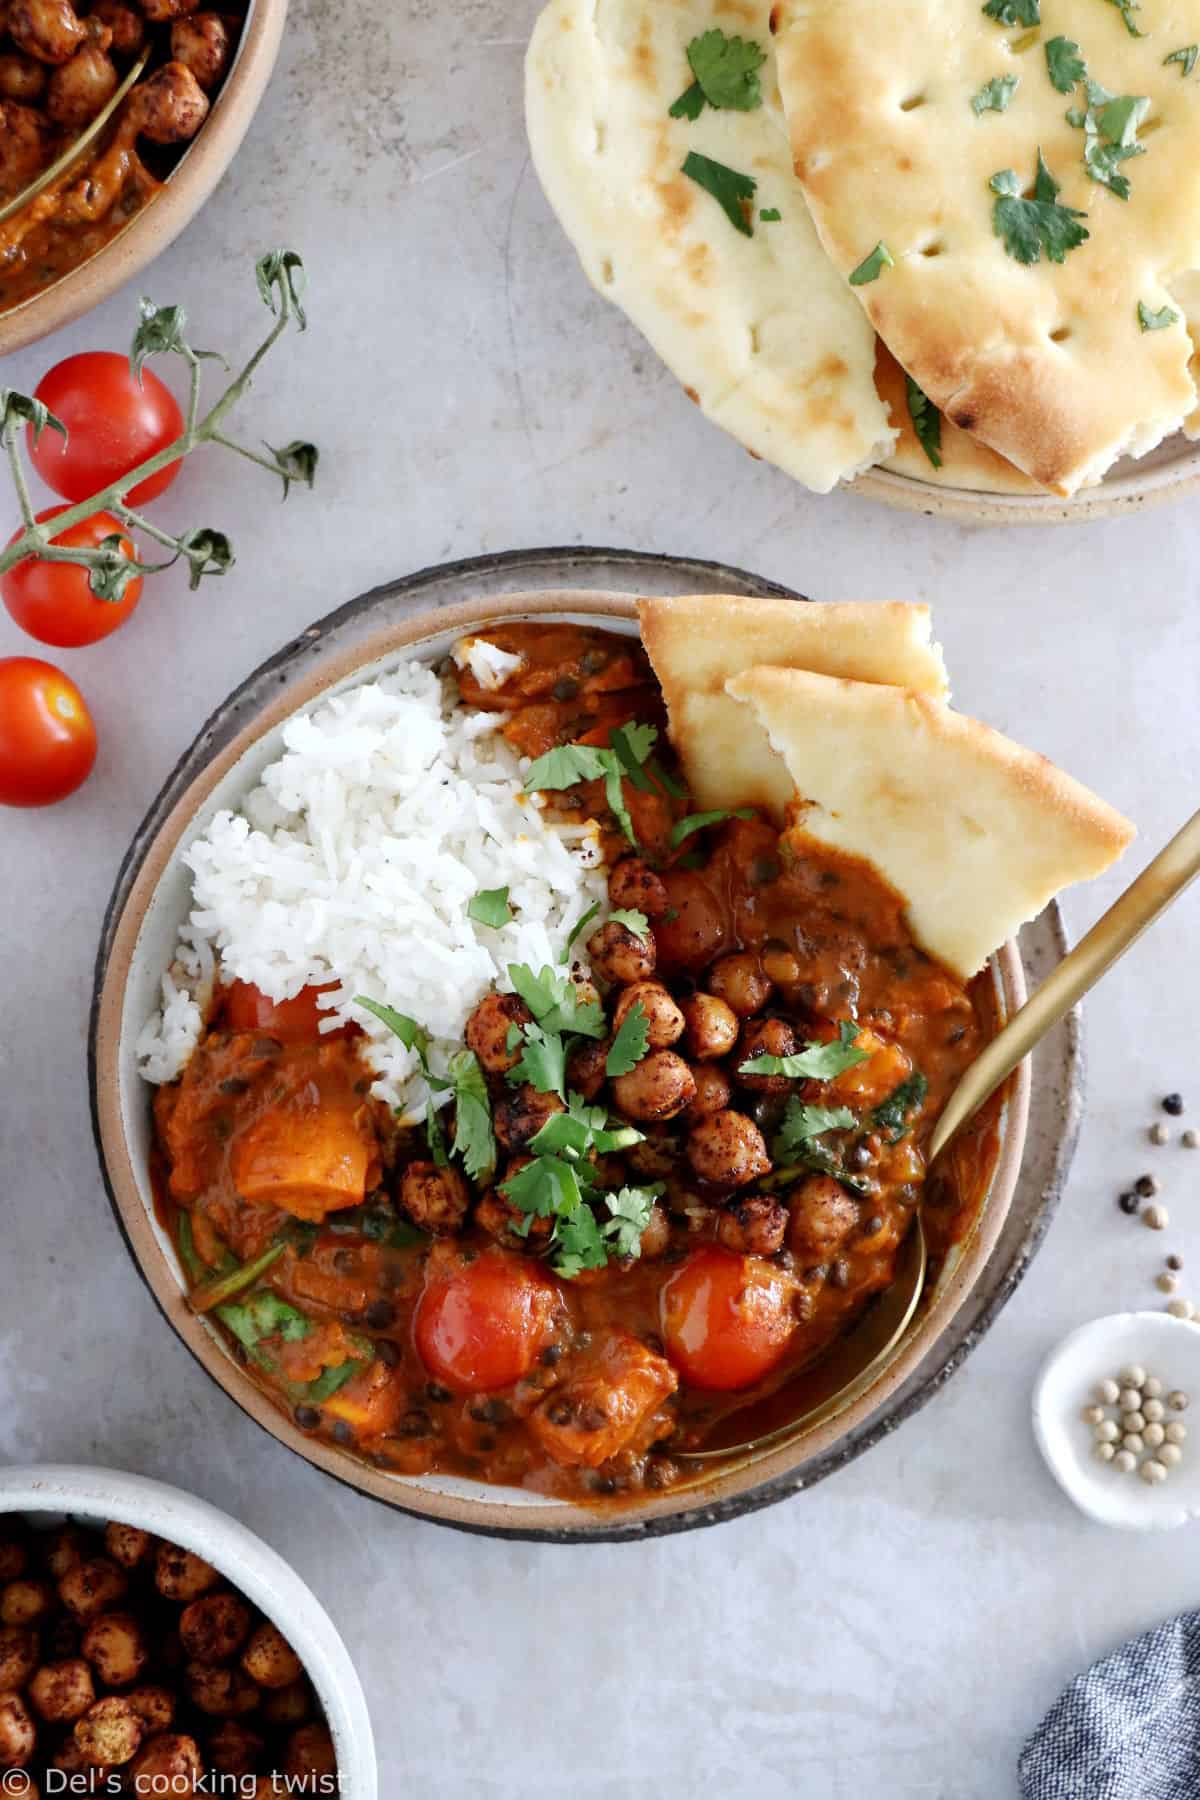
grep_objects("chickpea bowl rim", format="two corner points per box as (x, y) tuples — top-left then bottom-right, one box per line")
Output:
(89, 550), (1058, 1540)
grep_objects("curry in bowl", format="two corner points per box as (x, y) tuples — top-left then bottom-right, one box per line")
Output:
(137, 597), (1132, 1509)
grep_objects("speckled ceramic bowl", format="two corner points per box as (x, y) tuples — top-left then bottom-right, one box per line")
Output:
(0, 0), (287, 357)
(89, 548), (1080, 1540)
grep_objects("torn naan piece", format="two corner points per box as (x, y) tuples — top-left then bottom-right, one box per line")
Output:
(525, 0), (895, 492)
(638, 594), (948, 819)
(874, 343), (1045, 494)
(773, 0), (1200, 495)
(726, 665), (1134, 977)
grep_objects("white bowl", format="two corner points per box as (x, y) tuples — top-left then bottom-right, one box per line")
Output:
(0, 1463), (376, 1796)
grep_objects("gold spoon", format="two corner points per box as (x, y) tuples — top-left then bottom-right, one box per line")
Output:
(0, 49), (149, 230)
(677, 805), (1200, 1466)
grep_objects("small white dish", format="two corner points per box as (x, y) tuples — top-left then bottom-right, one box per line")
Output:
(1033, 1313), (1200, 1531)
(0, 1463), (376, 1796)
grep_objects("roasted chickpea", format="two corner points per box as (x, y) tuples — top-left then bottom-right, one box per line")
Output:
(611, 1050), (696, 1123)
(0, 1545), (26, 1584)
(685, 1110), (771, 1188)
(607, 856), (669, 918)
(75, 1695), (143, 1766)
(0, 52), (42, 99)
(125, 1685), (175, 1734)
(240, 1620), (303, 1691)
(624, 1128), (678, 1180)
(82, 1612), (148, 1688)
(155, 1544), (219, 1603)
(261, 1679), (311, 1726)
(0, 1691), (35, 1768)
(1, 1579), (53, 1627)
(680, 992), (739, 1061)
(8, 0), (87, 63)
(638, 1202), (672, 1259)
(130, 58), (209, 141)
(42, 1528), (87, 1581)
(587, 919), (655, 985)
(51, 1737), (104, 1777)
(565, 1035), (608, 1102)
(179, 1593), (251, 1666)
(465, 991), (532, 1074)
(474, 1186), (553, 1250)
(686, 1064), (732, 1120)
(717, 1195), (788, 1256)
(399, 1160), (469, 1235)
(170, 10), (232, 87)
(611, 981), (684, 1050)
(788, 1174), (859, 1258)
(707, 952), (772, 1019)
(736, 1017), (797, 1094)
(185, 1661), (260, 1718)
(129, 1731), (203, 1785)
(28, 1658), (94, 1723)
(46, 42), (117, 126)
(207, 1717), (263, 1775)
(494, 1083), (564, 1152)
(140, 0), (201, 18)
(89, 0), (144, 53)
(284, 1722), (337, 1778)
(103, 1523), (153, 1572)
(0, 1629), (38, 1692)
(58, 1559), (126, 1624)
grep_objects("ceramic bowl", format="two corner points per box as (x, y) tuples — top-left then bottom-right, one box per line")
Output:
(0, 1462), (376, 1795)
(0, 0), (288, 358)
(90, 571), (1038, 1538)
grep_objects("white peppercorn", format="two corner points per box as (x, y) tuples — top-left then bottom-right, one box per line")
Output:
(1120, 1365), (1148, 1388)
(1082, 1404), (1106, 1425)
(1140, 1459), (1168, 1485)
(1095, 1419), (1120, 1443)
(1157, 1273), (1179, 1294)
(1166, 1421), (1188, 1444)
(1144, 1204), (1170, 1231)
(1144, 1376), (1164, 1399)
(1143, 1423), (1165, 1450)
(1167, 1298), (1194, 1320)
(1160, 1443), (1183, 1467)
(1144, 1398), (1166, 1422)
(1096, 1378), (1121, 1405)
(1094, 1441), (1116, 1463)
(1150, 1122), (1170, 1146)
(1122, 1433), (1145, 1454)
(1183, 1129), (1199, 1149)
(1169, 1391), (1190, 1411)
(1114, 1449), (1137, 1473)
(1123, 1409), (1147, 1432)
(1119, 1387), (1143, 1411)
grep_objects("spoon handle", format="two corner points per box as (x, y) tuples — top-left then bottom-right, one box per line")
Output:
(928, 807), (1200, 1163)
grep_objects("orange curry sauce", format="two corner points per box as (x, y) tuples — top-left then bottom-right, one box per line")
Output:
(152, 625), (1002, 1504)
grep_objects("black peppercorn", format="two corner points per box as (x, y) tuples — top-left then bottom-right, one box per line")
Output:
(1136, 1174), (1161, 1199)
(1164, 1094), (1185, 1116)
(1118, 1192), (1140, 1215)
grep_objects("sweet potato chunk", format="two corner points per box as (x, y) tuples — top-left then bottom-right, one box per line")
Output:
(230, 1098), (373, 1223)
(528, 1331), (677, 1469)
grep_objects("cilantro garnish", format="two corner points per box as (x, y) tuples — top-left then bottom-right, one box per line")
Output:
(905, 375), (943, 469)
(507, 963), (606, 1038)
(425, 1102), (448, 1166)
(1138, 300), (1180, 331)
(606, 1000), (651, 1078)
(217, 1291), (311, 1371)
(1165, 45), (1199, 76)
(606, 908), (650, 939)
(524, 726), (658, 847)
(670, 807), (755, 848)
(445, 1049), (495, 1177)
(982, 0), (1039, 23)
(551, 1205), (607, 1275)
(681, 150), (757, 237)
(1076, 82), (1149, 199)
(774, 1102), (858, 1162)
(1045, 36), (1087, 92)
(972, 74), (1020, 114)
(355, 997), (429, 1060)
(522, 742), (609, 790)
(529, 1095), (642, 1162)
(990, 153), (1089, 265)
(739, 1019), (870, 1081)
(609, 722), (658, 791)
(670, 29), (766, 120)
(848, 241), (894, 286)
(871, 1071), (929, 1144)
(560, 901), (601, 965)
(500, 1118), (659, 1277)
(508, 1023), (568, 1097)
(467, 886), (512, 929)
(760, 207), (782, 222)
(1102, 0), (1143, 38)
(603, 1187), (658, 1260)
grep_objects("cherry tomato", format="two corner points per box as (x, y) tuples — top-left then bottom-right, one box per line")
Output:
(29, 352), (184, 506)
(414, 1248), (563, 1394)
(0, 656), (97, 807)
(661, 1246), (797, 1391)
(221, 981), (349, 1042)
(1, 507), (142, 648)
(654, 869), (728, 974)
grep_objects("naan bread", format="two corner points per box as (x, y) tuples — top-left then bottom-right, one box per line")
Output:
(638, 594), (948, 819)
(874, 342), (1045, 494)
(726, 665), (1135, 976)
(773, 0), (1200, 495)
(525, 0), (895, 492)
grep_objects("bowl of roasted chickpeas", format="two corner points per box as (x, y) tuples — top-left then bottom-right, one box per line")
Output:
(0, 0), (288, 354)
(0, 1463), (376, 1796)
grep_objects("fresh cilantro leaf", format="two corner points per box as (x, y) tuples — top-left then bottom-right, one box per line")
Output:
(905, 375), (943, 469)
(1102, 0), (1143, 38)
(508, 963), (606, 1038)
(1166, 45), (1199, 76)
(606, 1001), (650, 1078)
(647, 756), (687, 800)
(871, 1071), (930, 1144)
(603, 1187), (658, 1259)
(760, 207), (782, 222)
(530, 1095), (643, 1162)
(467, 886), (512, 929)
(502, 1153), (584, 1223)
(603, 761), (638, 846)
(304, 1358), (368, 1403)
(982, 0), (1039, 21)
(551, 1206), (608, 1277)
(523, 742), (609, 792)
(218, 1291), (311, 1352)
(740, 1019), (870, 1082)
(425, 1103), (448, 1167)
(669, 80), (705, 120)
(1138, 300), (1180, 331)
(606, 908), (650, 939)
(972, 74), (1019, 114)
(685, 29), (766, 111)
(355, 997), (430, 1060)
(508, 1023), (568, 1098)
(848, 241), (894, 286)
(670, 807), (755, 848)
(1094, 90), (1149, 145)
(681, 150), (757, 237)
(1045, 36), (1087, 91)
(990, 153), (1089, 265)
(560, 900), (601, 965)
(446, 1049), (495, 1178)
(609, 722), (658, 790)
(774, 1102), (859, 1162)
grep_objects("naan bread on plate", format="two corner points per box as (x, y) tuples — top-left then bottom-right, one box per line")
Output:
(726, 664), (1135, 977)
(874, 341), (1045, 494)
(525, 0), (895, 491)
(773, 0), (1200, 495)
(638, 594), (947, 819)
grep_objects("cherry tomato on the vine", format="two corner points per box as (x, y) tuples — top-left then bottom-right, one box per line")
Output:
(29, 352), (184, 506)
(0, 656), (97, 807)
(1, 507), (142, 648)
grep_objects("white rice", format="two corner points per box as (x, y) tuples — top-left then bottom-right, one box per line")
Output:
(136, 655), (608, 1119)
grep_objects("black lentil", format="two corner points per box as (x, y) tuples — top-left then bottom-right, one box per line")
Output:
(540, 1343), (564, 1367)
(364, 1299), (397, 1331)
(424, 1382), (453, 1404)
(294, 1406), (320, 1431)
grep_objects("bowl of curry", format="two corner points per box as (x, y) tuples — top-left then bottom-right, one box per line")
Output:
(0, 0), (286, 355)
(91, 588), (1032, 1538)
